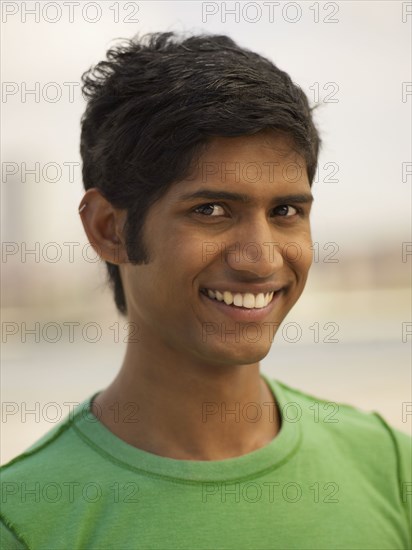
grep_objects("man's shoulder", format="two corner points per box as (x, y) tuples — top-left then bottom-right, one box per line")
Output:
(272, 377), (411, 495)
(0, 394), (95, 481)
(0, 393), (109, 548)
(271, 377), (411, 459)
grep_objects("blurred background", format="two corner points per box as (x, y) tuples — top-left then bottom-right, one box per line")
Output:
(1, 0), (411, 464)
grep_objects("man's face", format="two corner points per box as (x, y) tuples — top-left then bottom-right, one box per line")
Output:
(121, 131), (314, 366)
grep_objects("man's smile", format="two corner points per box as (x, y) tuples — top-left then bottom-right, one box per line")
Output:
(201, 287), (275, 308)
(199, 287), (284, 321)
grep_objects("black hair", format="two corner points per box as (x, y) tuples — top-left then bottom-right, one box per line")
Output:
(80, 31), (321, 316)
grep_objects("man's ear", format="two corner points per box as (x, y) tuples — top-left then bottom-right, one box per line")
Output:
(78, 188), (128, 265)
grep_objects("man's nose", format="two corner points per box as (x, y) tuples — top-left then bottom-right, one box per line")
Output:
(223, 220), (285, 278)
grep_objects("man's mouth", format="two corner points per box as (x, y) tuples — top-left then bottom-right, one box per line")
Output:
(200, 288), (277, 310)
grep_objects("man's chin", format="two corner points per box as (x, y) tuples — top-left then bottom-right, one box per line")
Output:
(201, 336), (273, 366)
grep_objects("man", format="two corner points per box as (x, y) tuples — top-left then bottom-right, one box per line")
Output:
(1, 31), (410, 549)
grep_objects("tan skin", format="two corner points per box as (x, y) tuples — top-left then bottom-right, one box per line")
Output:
(79, 131), (314, 461)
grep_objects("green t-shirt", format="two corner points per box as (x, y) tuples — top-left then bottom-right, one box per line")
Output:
(1, 375), (411, 549)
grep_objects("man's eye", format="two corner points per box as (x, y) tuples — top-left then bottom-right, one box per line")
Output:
(192, 203), (301, 218)
(273, 205), (299, 217)
(193, 203), (226, 216)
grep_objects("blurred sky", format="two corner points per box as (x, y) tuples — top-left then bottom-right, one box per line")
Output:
(1, 1), (411, 462)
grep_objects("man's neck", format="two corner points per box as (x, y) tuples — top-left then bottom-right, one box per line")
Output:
(91, 346), (281, 461)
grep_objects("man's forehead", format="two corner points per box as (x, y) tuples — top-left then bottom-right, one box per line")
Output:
(181, 132), (307, 186)
(166, 165), (312, 207)
(180, 144), (308, 193)
(197, 131), (301, 161)
(153, 132), (310, 210)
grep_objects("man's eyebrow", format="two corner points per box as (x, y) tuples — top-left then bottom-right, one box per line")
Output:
(178, 189), (314, 204)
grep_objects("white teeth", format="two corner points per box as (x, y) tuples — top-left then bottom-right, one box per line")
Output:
(255, 293), (265, 308)
(215, 290), (224, 301)
(242, 293), (255, 309)
(203, 289), (275, 309)
(233, 293), (244, 307)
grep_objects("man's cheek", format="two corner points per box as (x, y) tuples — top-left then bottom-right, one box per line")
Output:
(300, 239), (313, 267)
(284, 241), (311, 267)
(304, 246), (314, 269)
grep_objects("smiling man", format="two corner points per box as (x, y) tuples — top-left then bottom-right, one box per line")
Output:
(1, 31), (411, 550)
(85, 130), (314, 462)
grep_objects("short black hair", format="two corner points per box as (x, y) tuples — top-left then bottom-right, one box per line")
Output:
(80, 31), (321, 317)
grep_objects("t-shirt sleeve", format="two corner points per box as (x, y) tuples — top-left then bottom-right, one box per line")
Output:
(373, 412), (412, 543)
(0, 518), (28, 549)
(392, 427), (412, 531)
